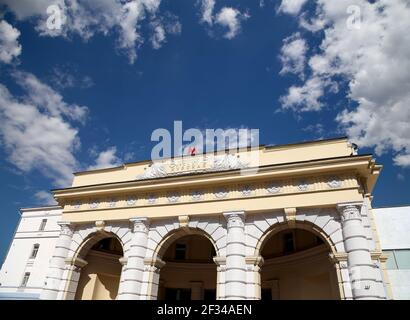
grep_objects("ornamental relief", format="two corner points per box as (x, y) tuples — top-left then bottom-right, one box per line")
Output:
(67, 175), (353, 211)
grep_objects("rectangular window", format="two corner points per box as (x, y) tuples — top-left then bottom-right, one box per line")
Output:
(175, 243), (187, 260)
(21, 272), (30, 287)
(384, 249), (410, 270)
(39, 219), (47, 231)
(395, 249), (410, 269)
(30, 244), (40, 259)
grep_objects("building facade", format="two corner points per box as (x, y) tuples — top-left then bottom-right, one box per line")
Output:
(0, 137), (408, 300)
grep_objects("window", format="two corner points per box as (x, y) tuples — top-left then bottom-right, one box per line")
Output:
(39, 219), (47, 231)
(175, 243), (187, 260)
(21, 272), (30, 287)
(283, 232), (295, 253)
(30, 244), (40, 259)
(384, 249), (410, 270)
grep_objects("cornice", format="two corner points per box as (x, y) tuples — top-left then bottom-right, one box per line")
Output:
(53, 155), (374, 199)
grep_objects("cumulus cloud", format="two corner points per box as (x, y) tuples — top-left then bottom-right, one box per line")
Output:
(215, 7), (248, 39)
(200, 0), (215, 25)
(1, 0), (178, 63)
(88, 147), (121, 170)
(0, 77), (81, 187)
(199, 1), (249, 39)
(279, 32), (308, 78)
(279, 0), (410, 167)
(278, 0), (308, 15)
(0, 20), (22, 64)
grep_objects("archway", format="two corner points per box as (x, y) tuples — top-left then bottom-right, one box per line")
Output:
(157, 232), (217, 300)
(260, 227), (340, 300)
(74, 236), (123, 300)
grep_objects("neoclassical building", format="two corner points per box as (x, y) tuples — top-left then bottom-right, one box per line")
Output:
(2, 137), (410, 300)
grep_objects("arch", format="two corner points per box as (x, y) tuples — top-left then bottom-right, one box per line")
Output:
(73, 231), (125, 261)
(246, 208), (344, 258)
(153, 227), (220, 260)
(255, 220), (339, 258)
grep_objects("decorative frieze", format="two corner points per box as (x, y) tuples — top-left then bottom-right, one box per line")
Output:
(66, 174), (353, 211)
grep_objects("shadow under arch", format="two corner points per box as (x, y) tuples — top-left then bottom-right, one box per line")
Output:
(73, 231), (125, 261)
(254, 220), (338, 258)
(72, 231), (125, 300)
(255, 220), (341, 300)
(152, 227), (219, 301)
(153, 227), (220, 261)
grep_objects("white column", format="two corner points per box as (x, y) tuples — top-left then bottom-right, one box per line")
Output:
(117, 217), (149, 300)
(223, 211), (247, 300)
(140, 257), (165, 300)
(337, 202), (384, 299)
(40, 222), (73, 300)
(245, 256), (264, 299)
(213, 257), (226, 300)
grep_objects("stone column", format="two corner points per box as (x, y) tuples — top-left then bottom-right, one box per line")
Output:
(337, 202), (383, 299)
(213, 256), (226, 300)
(245, 256), (264, 299)
(117, 217), (149, 300)
(40, 222), (74, 300)
(223, 211), (247, 300)
(56, 257), (87, 300)
(141, 257), (165, 300)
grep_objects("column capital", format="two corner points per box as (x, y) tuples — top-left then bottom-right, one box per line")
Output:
(130, 217), (150, 232)
(223, 211), (245, 227)
(336, 201), (363, 212)
(337, 202), (363, 222)
(57, 221), (74, 237)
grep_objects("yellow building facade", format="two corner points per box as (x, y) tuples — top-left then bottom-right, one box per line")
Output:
(39, 137), (390, 300)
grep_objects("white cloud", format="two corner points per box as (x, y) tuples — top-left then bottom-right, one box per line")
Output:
(279, 32), (308, 78)
(200, 0), (215, 25)
(0, 78), (81, 187)
(88, 147), (121, 170)
(0, 20), (22, 64)
(215, 7), (249, 39)
(279, 0), (410, 167)
(34, 190), (57, 205)
(150, 22), (166, 49)
(1, 0), (171, 64)
(199, 1), (248, 39)
(278, 0), (308, 15)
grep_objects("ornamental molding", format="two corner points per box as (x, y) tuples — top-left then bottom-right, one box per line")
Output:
(67, 175), (356, 211)
(167, 193), (180, 203)
(266, 183), (281, 194)
(136, 153), (250, 181)
(240, 185), (253, 196)
(214, 188), (228, 199)
(89, 200), (99, 209)
(126, 197), (137, 206)
(191, 190), (203, 201)
(297, 181), (309, 192)
(108, 198), (117, 208)
(327, 177), (342, 188)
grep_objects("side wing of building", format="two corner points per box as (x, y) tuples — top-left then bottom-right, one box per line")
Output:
(0, 206), (62, 300)
(373, 206), (410, 300)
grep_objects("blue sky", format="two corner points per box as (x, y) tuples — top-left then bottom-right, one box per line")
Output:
(0, 0), (409, 262)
